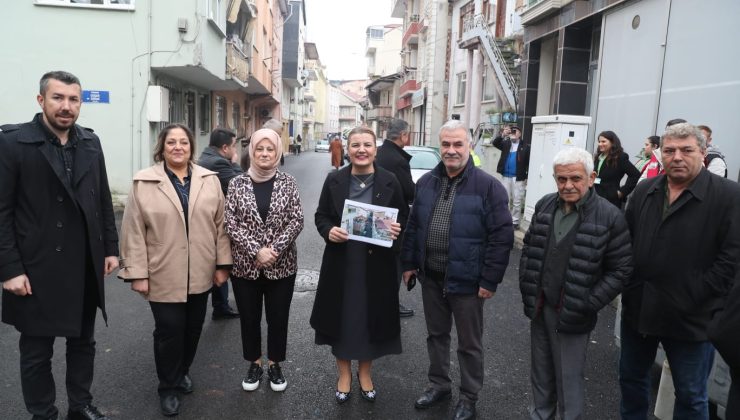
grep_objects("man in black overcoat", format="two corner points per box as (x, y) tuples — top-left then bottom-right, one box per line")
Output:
(0, 71), (119, 420)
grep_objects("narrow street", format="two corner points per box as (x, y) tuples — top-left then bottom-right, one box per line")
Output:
(0, 150), (623, 419)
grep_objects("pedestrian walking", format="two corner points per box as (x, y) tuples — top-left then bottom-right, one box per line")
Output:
(0, 70), (119, 420)
(520, 147), (632, 419)
(198, 127), (242, 321)
(620, 122), (740, 419)
(295, 134), (302, 155)
(225, 128), (304, 393)
(118, 124), (232, 417)
(401, 119), (514, 420)
(311, 126), (408, 405)
(329, 136), (343, 170)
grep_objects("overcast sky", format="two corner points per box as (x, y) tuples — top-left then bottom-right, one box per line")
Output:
(304, 0), (402, 80)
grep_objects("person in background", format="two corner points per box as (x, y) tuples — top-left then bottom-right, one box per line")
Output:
(697, 125), (727, 178)
(225, 128), (304, 393)
(520, 147), (632, 419)
(620, 122), (740, 419)
(402, 120), (513, 420)
(493, 125), (530, 229)
(295, 134), (302, 155)
(375, 118), (416, 318)
(0, 70), (119, 420)
(239, 136), (251, 171)
(592, 130), (640, 209)
(197, 128), (241, 320)
(329, 135), (343, 170)
(311, 126), (407, 405)
(118, 124), (232, 417)
(637, 135), (663, 182)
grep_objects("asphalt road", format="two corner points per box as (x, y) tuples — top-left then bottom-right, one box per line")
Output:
(0, 150), (624, 419)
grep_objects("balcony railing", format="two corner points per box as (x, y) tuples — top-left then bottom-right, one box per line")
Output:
(226, 41), (249, 86)
(402, 21), (420, 46)
(366, 106), (393, 120)
(399, 78), (419, 97)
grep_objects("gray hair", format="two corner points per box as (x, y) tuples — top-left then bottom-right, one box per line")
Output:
(261, 118), (283, 135)
(552, 147), (594, 174)
(387, 118), (409, 141)
(661, 122), (706, 149)
(39, 71), (81, 95)
(438, 119), (472, 143)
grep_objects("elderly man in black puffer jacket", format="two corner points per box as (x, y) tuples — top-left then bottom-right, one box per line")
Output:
(519, 147), (632, 420)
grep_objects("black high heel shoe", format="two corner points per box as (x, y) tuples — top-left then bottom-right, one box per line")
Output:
(335, 377), (351, 404)
(357, 373), (376, 403)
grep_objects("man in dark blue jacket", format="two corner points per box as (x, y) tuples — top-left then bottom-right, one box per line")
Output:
(520, 147), (632, 419)
(402, 120), (513, 420)
(197, 128), (241, 320)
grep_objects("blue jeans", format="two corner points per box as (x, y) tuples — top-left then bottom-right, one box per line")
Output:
(211, 282), (230, 313)
(619, 321), (715, 420)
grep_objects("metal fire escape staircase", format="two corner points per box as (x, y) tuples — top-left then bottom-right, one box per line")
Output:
(459, 14), (518, 109)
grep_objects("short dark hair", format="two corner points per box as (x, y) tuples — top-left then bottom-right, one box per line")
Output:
(154, 123), (195, 163)
(696, 125), (712, 136)
(209, 128), (236, 148)
(647, 135), (660, 148)
(387, 118), (409, 141)
(40, 71), (81, 95)
(666, 118), (687, 127)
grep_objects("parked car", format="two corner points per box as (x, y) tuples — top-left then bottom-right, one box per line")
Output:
(405, 146), (441, 183)
(315, 139), (330, 152)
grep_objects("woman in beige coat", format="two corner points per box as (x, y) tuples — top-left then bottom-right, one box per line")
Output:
(118, 123), (232, 417)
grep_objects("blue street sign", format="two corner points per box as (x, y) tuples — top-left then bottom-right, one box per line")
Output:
(82, 90), (110, 103)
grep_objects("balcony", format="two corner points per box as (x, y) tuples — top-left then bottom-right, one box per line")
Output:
(520, 0), (575, 25)
(226, 41), (249, 87)
(338, 114), (356, 121)
(366, 106), (393, 120)
(402, 20), (420, 47)
(399, 78), (419, 98)
(396, 96), (412, 110)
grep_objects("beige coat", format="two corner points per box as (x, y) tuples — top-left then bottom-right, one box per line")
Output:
(118, 163), (232, 302)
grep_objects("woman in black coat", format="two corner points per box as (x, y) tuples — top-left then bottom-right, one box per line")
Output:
(310, 126), (408, 404)
(593, 130), (640, 208)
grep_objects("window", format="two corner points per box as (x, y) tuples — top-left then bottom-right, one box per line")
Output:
(367, 28), (384, 39)
(215, 96), (227, 128)
(35, 0), (134, 9)
(232, 102), (241, 132)
(207, 0), (225, 35)
(199, 94), (210, 134)
(482, 66), (496, 102)
(456, 72), (467, 105)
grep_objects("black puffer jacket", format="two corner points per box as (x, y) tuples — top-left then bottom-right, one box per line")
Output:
(519, 190), (633, 334)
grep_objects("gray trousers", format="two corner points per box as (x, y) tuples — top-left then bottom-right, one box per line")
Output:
(529, 304), (590, 420)
(421, 273), (485, 402)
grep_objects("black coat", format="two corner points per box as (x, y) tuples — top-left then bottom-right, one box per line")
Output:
(310, 165), (409, 342)
(493, 136), (530, 181)
(520, 190), (632, 333)
(197, 146), (243, 195)
(375, 140), (415, 204)
(0, 114), (118, 336)
(594, 152), (640, 208)
(709, 271), (740, 369)
(624, 170), (740, 341)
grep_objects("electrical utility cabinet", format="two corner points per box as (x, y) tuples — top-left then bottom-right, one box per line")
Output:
(522, 115), (591, 230)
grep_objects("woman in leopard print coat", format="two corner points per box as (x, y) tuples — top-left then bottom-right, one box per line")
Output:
(224, 128), (304, 392)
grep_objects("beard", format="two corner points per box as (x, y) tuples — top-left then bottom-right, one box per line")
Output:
(45, 110), (77, 132)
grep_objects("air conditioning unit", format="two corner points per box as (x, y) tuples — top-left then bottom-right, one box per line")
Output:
(146, 86), (169, 122)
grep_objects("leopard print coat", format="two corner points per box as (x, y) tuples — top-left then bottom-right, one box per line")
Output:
(225, 171), (304, 279)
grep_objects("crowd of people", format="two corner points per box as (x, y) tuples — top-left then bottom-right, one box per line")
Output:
(0, 71), (738, 420)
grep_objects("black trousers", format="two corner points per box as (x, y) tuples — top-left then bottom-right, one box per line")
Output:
(20, 280), (98, 420)
(232, 274), (296, 362)
(149, 291), (209, 396)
